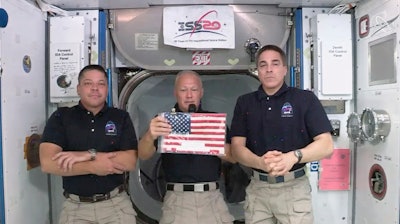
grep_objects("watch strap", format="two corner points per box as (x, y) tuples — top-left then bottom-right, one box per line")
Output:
(88, 148), (97, 161)
(294, 150), (303, 164)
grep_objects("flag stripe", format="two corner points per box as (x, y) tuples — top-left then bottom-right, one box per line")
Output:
(191, 120), (226, 123)
(190, 131), (225, 135)
(205, 143), (225, 147)
(161, 148), (224, 154)
(191, 125), (224, 129)
(192, 113), (226, 118)
(165, 136), (225, 141)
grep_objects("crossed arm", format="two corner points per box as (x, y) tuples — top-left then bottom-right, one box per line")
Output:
(39, 142), (137, 176)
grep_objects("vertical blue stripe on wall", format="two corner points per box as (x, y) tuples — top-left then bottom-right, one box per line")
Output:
(98, 10), (112, 107)
(295, 8), (304, 89)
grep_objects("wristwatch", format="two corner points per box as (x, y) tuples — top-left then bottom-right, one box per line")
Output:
(294, 150), (303, 164)
(88, 148), (97, 161)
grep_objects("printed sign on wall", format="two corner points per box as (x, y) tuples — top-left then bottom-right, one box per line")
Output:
(49, 42), (81, 102)
(163, 5), (235, 49)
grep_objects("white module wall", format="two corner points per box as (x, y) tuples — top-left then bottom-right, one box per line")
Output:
(353, 0), (400, 223)
(302, 8), (353, 224)
(0, 0), (49, 223)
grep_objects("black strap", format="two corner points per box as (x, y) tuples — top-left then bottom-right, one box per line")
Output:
(166, 183), (219, 191)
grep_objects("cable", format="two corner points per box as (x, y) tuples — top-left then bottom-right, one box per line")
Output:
(329, 3), (356, 14)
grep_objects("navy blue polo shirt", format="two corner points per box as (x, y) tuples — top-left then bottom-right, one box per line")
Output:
(230, 83), (332, 171)
(41, 102), (138, 196)
(160, 104), (230, 183)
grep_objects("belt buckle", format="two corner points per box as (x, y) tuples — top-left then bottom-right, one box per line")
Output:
(194, 183), (204, 192)
(267, 175), (278, 184)
(92, 194), (106, 202)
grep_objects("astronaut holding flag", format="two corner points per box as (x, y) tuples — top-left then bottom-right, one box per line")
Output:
(138, 70), (235, 224)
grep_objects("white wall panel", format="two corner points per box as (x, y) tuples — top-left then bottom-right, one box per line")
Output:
(0, 0), (48, 223)
(354, 0), (400, 223)
(302, 8), (353, 224)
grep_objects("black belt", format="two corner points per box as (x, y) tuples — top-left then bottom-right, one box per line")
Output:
(63, 185), (125, 203)
(253, 168), (306, 184)
(166, 182), (219, 192)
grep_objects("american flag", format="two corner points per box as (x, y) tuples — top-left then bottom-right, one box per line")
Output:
(158, 112), (226, 155)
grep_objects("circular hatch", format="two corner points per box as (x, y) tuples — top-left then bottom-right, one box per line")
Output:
(346, 112), (362, 142)
(360, 108), (390, 142)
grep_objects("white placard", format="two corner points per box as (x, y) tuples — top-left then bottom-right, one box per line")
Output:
(135, 33), (159, 50)
(321, 41), (352, 95)
(49, 42), (81, 101)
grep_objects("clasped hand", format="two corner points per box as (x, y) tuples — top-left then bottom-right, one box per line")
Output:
(260, 150), (296, 177)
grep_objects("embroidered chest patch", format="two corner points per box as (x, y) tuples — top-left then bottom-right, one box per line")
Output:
(281, 102), (293, 118)
(105, 121), (117, 136)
